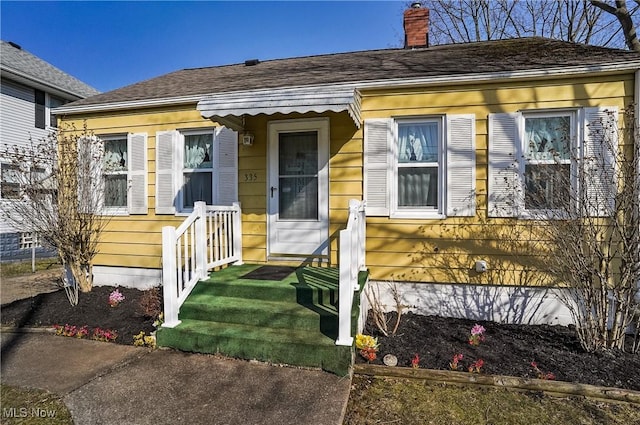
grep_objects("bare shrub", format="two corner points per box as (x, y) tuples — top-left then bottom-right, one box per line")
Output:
(138, 288), (162, 319)
(366, 281), (407, 337)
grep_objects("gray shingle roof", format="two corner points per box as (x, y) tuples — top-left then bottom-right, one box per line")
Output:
(1, 40), (100, 99)
(66, 37), (640, 108)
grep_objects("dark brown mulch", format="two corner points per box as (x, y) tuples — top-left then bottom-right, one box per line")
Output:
(359, 312), (640, 391)
(3, 287), (639, 391)
(1, 287), (159, 345)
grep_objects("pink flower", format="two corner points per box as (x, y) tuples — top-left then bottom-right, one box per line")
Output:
(450, 353), (463, 370)
(411, 353), (420, 368)
(468, 324), (486, 346)
(531, 361), (555, 380)
(468, 358), (484, 373)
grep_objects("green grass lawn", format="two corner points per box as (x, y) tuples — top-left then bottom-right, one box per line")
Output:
(4, 376), (638, 425)
(1, 258), (61, 278)
(344, 375), (640, 425)
(0, 385), (72, 425)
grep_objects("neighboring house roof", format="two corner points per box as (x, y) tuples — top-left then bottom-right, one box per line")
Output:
(0, 40), (100, 99)
(59, 37), (640, 112)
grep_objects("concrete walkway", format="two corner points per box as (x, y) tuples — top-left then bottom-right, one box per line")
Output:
(1, 331), (351, 425)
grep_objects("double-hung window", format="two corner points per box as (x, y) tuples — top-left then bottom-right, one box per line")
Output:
(488, 107), (617, 218)
(522, 112), (574, 212)
(102, 136), (129, 212)
(364, 115), (476, 218)
(395, 119), (442, 212)
(155, 127), (238, 215)
(85, 133), (147, 215)
(181, 131), (214, 209)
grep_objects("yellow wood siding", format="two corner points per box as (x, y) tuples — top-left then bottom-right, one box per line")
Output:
(60, 72), (635, 286)
(360, 73), (635, 284)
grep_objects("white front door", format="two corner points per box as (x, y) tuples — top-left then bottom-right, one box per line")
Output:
(268, 118), (329, 257)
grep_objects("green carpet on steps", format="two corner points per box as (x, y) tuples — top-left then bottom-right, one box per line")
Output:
(156, 264), (366, 376)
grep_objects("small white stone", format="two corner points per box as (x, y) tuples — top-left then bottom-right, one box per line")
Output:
(383, 354), (398, 367)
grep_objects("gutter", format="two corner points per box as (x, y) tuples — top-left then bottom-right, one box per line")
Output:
(53, 61), (640, 115)
(0, 66), (98, 100)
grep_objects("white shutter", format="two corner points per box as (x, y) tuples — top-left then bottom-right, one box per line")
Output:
(446, 114), (476, 217)
(77, 135), (103, 213)
(155, 130), (177, 214)
(364, 119), (392, 216)
(128, 133), (147, 214)
(488, 113), (522, 217)
(214, 126), (238, 205)
(583, 107), (618, 217)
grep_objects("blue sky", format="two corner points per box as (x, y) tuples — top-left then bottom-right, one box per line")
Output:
(1, 1), (406, 93)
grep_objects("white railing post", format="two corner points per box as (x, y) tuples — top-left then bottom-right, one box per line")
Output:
(232, 202), (244, 265)
(359, 201), (367, 271)
(162, 226), (181, 328)
(194, 201), (207, 279)
(336, 199), (367, 346)
(336, 226), (354, 346)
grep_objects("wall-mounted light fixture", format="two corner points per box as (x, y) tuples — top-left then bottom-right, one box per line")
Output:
(242, 133), (254, 146)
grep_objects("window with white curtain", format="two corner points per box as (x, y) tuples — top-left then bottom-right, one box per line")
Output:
(395, 119), (442, 212)
(103, 137), (128, 209)
(523, 112), (574, 211)
(182, 131), (214, 208)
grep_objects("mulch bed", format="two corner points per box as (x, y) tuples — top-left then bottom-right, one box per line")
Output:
(3, 288), (639, 391)
(358, 312), (640, 391)
(1, 287), (158, 345)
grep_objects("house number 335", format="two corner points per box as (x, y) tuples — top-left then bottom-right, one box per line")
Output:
(244, 173), (258, 182)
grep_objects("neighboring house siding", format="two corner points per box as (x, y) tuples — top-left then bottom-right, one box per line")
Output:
(0, 79), (49, 236)
(0, 79), (49, 149)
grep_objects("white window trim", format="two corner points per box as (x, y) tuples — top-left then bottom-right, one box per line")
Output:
(45, 93), (66, 130)
(518, 109), (579, 220)
(390, 116), (446, 219)
(176, 128), (215, 215)
(100, 134), (129, 216)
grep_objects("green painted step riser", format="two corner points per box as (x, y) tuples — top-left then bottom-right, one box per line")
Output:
(192, 282), (338, 305)
(179, 305), (337, 332)
(157, 329), (351, 376)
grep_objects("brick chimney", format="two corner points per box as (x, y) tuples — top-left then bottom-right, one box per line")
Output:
(404, 2), (429, 49)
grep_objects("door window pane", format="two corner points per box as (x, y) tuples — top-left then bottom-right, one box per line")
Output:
(278, 132), (318, 220)
(279, 176), (318, 219)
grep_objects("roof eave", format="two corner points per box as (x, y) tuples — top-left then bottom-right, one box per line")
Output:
(1, 66), (93, 100)
(53, 61), (640, 116)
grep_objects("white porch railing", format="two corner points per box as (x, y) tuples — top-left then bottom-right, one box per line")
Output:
(162, 201), (242, 328)
(336, 199), (367, 346)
